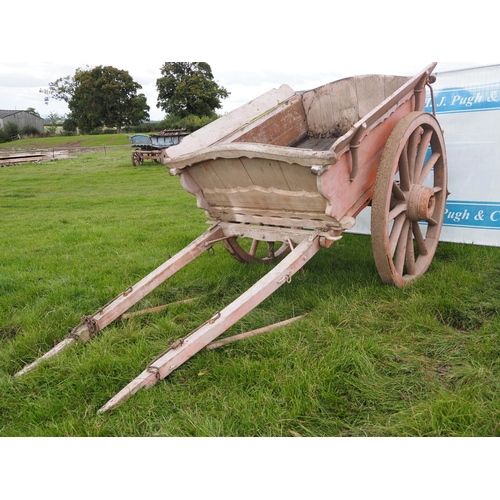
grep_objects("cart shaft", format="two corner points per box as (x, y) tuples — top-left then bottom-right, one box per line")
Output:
(98, 233), (323, 413)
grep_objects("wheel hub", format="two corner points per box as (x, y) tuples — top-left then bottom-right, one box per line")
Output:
(408, 185), (435, 221)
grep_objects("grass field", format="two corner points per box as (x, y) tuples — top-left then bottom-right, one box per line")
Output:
(1, 133), (131, 150)
(1, 141), (499, 437)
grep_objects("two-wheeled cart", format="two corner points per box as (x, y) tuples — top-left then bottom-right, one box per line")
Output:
(129, 129), (188, 165)
(15, 63), (448, 412)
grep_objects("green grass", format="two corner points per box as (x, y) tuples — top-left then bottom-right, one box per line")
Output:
(1, 142), (499, 436)
(1, 133), (131, 150)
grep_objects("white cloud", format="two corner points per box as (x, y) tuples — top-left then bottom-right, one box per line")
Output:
(2, 0), (498, 120)
(2, 60), (499, 121)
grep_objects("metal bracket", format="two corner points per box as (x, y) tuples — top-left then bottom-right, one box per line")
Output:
(349, 123), (367, 181)
(426, 75), (437, 117)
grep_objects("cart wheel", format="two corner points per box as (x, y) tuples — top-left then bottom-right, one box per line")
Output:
(222, 226), (291, 264)
(371, 111), (448, 287)
(132, 152), (143, 166)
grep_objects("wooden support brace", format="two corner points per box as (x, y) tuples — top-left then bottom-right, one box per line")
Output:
(121, 298), (198, 319)
(205, 314), (306, 350)
(98, 235), (322, 413)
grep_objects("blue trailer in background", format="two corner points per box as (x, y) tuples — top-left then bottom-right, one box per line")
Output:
(128, 129), (189, 165)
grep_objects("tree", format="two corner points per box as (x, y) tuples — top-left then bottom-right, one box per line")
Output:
(156, 62), (229, 118)
(41, 66), (150, 134)
(26, 107), (41, 118)
(46, 111), (61, 135)
(62, 115), (78, 133)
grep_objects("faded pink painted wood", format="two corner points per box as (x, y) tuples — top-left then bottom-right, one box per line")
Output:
(98, 236), (321, 413)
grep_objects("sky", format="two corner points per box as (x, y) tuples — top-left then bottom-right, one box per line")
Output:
(1, 60), (498, 122)
(2, 0), (499, 122)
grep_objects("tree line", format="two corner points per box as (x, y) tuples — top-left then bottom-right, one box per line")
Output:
(40, 62), (230, 134)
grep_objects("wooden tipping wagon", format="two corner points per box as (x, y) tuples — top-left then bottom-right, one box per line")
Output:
(128, 129), (188, 165)
(15, 63), (448, 412)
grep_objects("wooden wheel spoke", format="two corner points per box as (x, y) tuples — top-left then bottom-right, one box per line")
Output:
(389, 212), (406, 257)
(398, 145), (410, 191)
(426, 217), (438, 226)
(419, 152), (440, 185)
(394, 219), (410, 274)
(432, 186), (442, 194)
(249, 239), (259, 256)
(405, 225), (416, 275)
(388, 202), (407, 222)
(392, 182), (406, 201)
(267, 242), (275, 259)
(414, 128), (433, 181)
(222, 228), (291, 264)
(413, 221), (428, 256)
(407, 127), (421, 183)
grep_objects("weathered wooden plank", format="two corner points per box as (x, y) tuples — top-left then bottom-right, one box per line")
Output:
(279, 161), (319, 192)
(0, 152), (46, 159)
(302, 78), (359, 137)
(240, 157), (291, 191)
(356, 75), (387, 119)
(209, 157), (254, 189)
(166, 143), (337, 171)
(203, 185), (326, 213)
(0, 150), (71, 166)
(207, 206), (348, 229)
(188, 162), (226, 190)
(164, 85), (297, 161)
(234, 98), (307, 146)
(293, 136), (337, 151)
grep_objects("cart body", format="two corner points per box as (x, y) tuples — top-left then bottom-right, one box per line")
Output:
(163, 71), (422, 228)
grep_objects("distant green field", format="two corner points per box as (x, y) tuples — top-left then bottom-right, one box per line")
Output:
(0, 133), (131, 150)
(1, 145), (499, 436)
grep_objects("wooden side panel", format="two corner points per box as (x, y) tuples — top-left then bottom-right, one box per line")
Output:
(189, 157), (318, 194)
(203, 186), (326, 213)
(356, 75), (410, 118)
(384, 76), (412, 98)
(209, 158), (254, 189)
(280, 161), (318, 192)
(302, 78), (359, 136)
(239, 158), (291, 191)
(301, 75), (412, 139)
(187, 162), (226, 190)
(318, 99), (414, 219)
(234, 98), (308, 146)
(188, 156), (327, 216)
(356, 76), (387, 120)
(164, 85), (297, 161)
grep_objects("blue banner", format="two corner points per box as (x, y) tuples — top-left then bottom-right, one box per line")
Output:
(443, 201), (500, 230)
(425, 82), (500, 114)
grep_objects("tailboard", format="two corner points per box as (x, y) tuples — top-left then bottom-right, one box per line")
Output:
(186, 156), (330, 223)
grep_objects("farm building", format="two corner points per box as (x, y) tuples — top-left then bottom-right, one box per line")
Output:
(0, 110), (45, 134)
